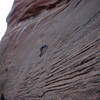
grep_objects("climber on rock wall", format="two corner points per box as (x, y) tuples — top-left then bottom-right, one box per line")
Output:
(40, 45), (48, 57)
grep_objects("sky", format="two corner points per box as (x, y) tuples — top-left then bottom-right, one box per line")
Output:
(0, 0), (14, 40)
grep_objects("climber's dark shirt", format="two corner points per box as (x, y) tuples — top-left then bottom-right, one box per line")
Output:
(40, 45), (48, 51)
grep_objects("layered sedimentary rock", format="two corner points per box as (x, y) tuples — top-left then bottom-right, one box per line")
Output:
(0, 0), (100, 100)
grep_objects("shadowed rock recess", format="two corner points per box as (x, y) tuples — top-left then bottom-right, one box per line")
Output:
(0, 0), (100, 100)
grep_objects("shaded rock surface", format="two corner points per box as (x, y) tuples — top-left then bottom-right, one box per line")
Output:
(0, 0), (100, 100)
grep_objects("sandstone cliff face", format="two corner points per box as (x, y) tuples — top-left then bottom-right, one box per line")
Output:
(0, 0), (100, 100)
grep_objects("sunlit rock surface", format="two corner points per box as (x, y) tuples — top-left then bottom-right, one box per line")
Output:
(0, 0), (100, 100)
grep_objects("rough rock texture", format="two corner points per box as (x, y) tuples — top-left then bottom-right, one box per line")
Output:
(0, 0), (100, 100)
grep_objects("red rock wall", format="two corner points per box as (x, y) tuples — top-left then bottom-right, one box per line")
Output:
(0, 0), (100, 100)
